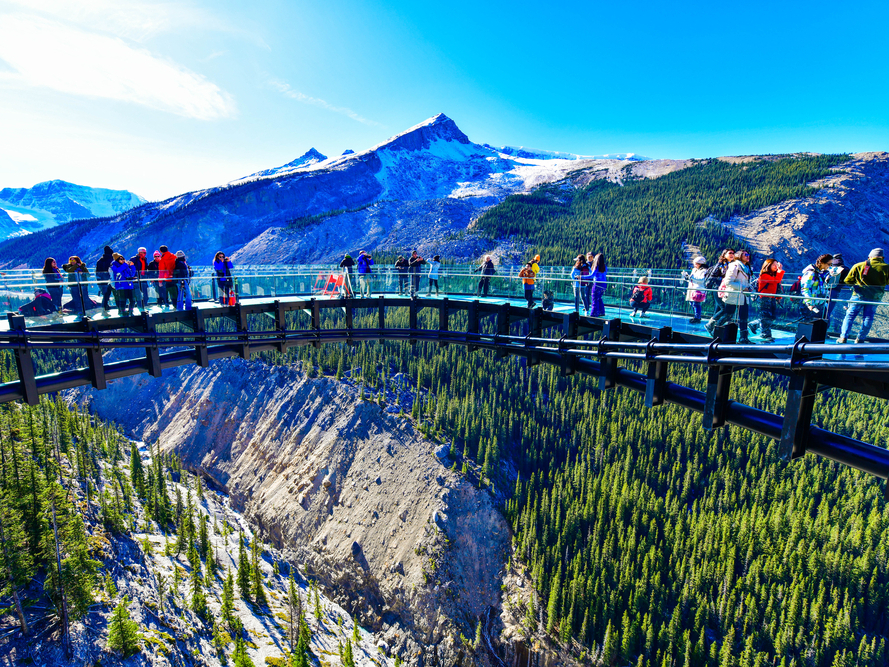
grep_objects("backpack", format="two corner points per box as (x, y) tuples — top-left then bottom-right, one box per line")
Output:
(825, 265), (844, 289)
(789, 276), (802, 296)
(704, 264), (725, 290)
(630, 287), (646, 305)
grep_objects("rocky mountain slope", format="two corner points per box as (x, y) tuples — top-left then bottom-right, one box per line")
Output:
(0, 179), (145, 238)
(74, 358), (512, 665)
(724, 151), (889, 267)
(0, 114), (661, 268)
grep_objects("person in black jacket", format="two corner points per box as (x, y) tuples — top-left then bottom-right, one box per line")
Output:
(394, 256), (409, 295)
(173, 250), (192, 310)
(473, 255), (496, 297)
(95, 245), (114, 311)
(147, 251), (166, 307)
(408, 251), (426, 298)
(130, 247), (149, 309)
(19, 288), (57, 317)
(825, 253), (850, 330)
(339, 253), (355, 297)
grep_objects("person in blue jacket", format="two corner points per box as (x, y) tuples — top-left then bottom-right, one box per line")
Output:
(356, 250), (374, 298)
(95, 245), (115, 311)
(213, 251), (234, 305)
(589, 253), (608, 317)
(110, 253), (138, 316)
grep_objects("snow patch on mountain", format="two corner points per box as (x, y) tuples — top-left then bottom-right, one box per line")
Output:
(487, 144), (649, 161)
(233, 148), (329, 184)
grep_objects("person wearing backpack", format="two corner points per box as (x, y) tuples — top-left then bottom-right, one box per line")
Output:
(682, 256), (708, 324)
(824, 253), (850, 330)
(356, 250), (374, 298)
(395, 256), (409, 295)
(110, 253), (137, 316)
(838, 248), (889, 344)
(570, 255), (591, 314)
(754, 259), (785, 342)
(707, 250), (753, 342)
(174, 250), (193, 310)
(213, 251), (234, 305)
(473, 255), (496, 297)
(704, 249), (735, 331)
(798, 254), (831, 320)
(95, 245), (115, 311)
(629, 276), (653, 318)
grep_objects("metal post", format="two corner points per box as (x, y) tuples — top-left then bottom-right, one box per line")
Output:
(311, 298), (321, 349)
(496, 303), (511, 359)
(527, 307), (542, 367)
(344, 298), (355, 347)
(274, 300), (287, 353)
(7, 315), (38, 406)
(468, 300), (480, 352)
(142, 312), (162, 378)
(645, 326), (672, 408)
(702, 323), (737, 430)
(83, 320), (106, 391)
(377, 297), (386, 343)
(234, 303), (249, 359)
(598, 318), (622, 389)
(193, 308), (210, 367)
(409, 298), (418, 346)
(438, 298), (449, 348)
(780, 319), (827, 460)
(561, 312), (579, 376)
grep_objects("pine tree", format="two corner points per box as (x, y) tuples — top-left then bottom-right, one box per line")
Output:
(237, 531), (251, 601)
(251, 537), (267, 607)
(603, 620), (618, 666)
(189, 546), (208, 620)
(0, 488), (33, 634)
(342, 639), (355, 667)
(232, 635), (255, 667)
(129, 442), (145, 498)
(107, 596), (141, 657)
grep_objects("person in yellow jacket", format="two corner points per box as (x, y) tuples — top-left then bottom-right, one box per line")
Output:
(519, 262), (536, 307)
(838, 248), (889, 343)
(530, 254), (541, 275)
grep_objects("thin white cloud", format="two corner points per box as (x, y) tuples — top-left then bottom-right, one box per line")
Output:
(268, 77), (381, 127)
(0, 14), (236, 120)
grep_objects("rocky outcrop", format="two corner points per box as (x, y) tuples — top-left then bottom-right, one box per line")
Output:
(725, 152), (889, 267)
(74, 359), (510, 664)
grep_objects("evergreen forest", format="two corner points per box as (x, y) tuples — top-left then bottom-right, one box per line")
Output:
(474, 155), (849, 267)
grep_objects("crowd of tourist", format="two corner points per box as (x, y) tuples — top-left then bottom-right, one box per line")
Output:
(15, 244), (889, 345)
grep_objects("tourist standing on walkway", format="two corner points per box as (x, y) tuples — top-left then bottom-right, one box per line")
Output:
(531, 254), (541, 275)
(584, 252), (595, 313)
(704, 249), (735, 331)
(62, 256), (91, 313)
(589, 253), (608, 317)
(571, 255), (591, 314)
(825, 253), (850, 330)
(95, 245), (115, 311)
(799, 254), (831, 320)
(408, 251), (426, 298)
(130, 247), (149, 308)
(214, 251), (234, 305)
(838, 248), (889, 344)
(174, 251), (193, 310)
(474, 255), (495, 297)
(682, 256), (708, 323)
(158, 245), (178, 307)
(708, 250), (752, 343)
(356, 251), (373, 297)
(395, 256), (409, 295)
(147, 251), (166, 306)
(755, 259), (785, 342)
(110, 253), (137, 316)
(42, 258), (64, 311)
(519, 262), (536, 307)
(339, 253), (355, 297)
(427, 255), (441, 296)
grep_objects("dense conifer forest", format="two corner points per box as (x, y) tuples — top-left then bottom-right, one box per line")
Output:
(474, 155), (850, 267)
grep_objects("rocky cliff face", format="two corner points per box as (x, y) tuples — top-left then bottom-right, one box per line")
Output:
(725, 152), (889, 267)
(74, 359), (510, 664)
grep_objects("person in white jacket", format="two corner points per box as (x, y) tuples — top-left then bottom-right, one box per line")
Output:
(426, 255), (442, 296)
(707, 251), (754, 343)
(682, 256), (708, 323)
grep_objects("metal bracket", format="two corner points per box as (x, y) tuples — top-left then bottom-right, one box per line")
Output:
(779, 319), (827, 460)
(526, 307), (542, 367)
(142, 312), (162, 377)
(7, 315), (38, 405)
(193, 308), (210, 367)
(645, 327), (672, 408)
(467, 300), (480, 352)
(438, 298), (449, 348)
(561, 312), (579, 376)
(598, 318), (621, 389)
(274, 300), (287, 353)
(83, 320), (106, 391)
(311, 298), (321, 349)
(702, 323), (737, 430)
(496, 304), (511, 359)
(409, 298), (418, 347)
(344, 298), (355, 347)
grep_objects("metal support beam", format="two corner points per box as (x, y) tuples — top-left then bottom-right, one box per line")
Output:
(598, 318), (622, 389)
(702, 323), (737, 430)
(526, 307), (542, 367)
(780, 319), (827, 460)
(645, 326), (672, 408)
(377, 297), (386, 343)
(193, 308), (210, 367)
(467, 300), (479, 352)
(311, 298), (321, 349)
(274, 300), (287, 353)
(7, 315), (37, 406)
(409, 298), (418, 346)
(142, 312), (162, 378)
(496, 303), (511, 359)
(83, 320), (106, 391)
(234, 304), (249, 359)
(344, 298), (355, 347)
(438, 298), (449, 348)
(561, 312), (579, 376)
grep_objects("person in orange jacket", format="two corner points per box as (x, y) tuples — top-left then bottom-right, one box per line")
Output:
(519, 261), (536, 307)
(157, 245), (179, 307)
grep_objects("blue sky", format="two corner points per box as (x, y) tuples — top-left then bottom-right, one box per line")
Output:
(0, 0), (886, 201)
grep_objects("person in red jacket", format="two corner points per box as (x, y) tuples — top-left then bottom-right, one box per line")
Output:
(629, 276), (653, 318)
(129, 246), (149, 309)
(157, 245), (178, 307)
(753, 259), (785, 342)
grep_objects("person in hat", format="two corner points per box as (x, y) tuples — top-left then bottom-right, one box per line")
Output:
(95, 245), (115, 311)
(173, 250), (193, 310)
(825, 253), (850, 330)
(682, 256), (708, 324)
(147, 250), (166, 307)
(356, 250), (374, 298)
(838, 248), (889, 343)
(110, 253), (137, 316)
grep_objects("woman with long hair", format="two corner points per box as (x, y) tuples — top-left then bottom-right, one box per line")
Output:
(571, 254), (591, 314)
(755, 258), (785, 342)
(61, 256), (91, 313)
(710, 249), (753, 343)
(42, 257), (64, 311)
(705, 248), (736, 334)
(213, 251), (234, 305)
(589, 253), (608, 317)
